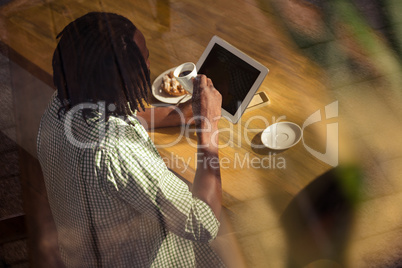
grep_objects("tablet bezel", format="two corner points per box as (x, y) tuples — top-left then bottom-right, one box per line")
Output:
(196, 35), (269, 124)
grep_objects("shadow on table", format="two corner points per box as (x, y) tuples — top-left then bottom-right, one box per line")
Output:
(280, 165), (361, 268)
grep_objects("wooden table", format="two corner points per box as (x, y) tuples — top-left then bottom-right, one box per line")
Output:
(1, 0), (339, 266)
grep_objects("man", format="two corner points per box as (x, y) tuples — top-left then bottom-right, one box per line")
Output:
(37, 12), (224, 267)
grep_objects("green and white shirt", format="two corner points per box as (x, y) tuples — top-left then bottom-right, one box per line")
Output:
(37, 93), (224, 267)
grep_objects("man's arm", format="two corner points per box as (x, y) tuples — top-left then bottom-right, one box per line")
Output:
(191, 75), (222, 218)
(136, 101), (192, 130)
(138, 75), (222, 219)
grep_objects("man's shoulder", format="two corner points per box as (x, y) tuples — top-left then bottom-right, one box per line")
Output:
(38, 94), (149, 154)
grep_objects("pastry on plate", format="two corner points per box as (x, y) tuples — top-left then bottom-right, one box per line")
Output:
(160, 71), (188, 96)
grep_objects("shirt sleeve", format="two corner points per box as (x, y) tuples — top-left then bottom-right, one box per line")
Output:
(93, 118), (220, 244)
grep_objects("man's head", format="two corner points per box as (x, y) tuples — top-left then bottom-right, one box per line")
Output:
(53, 12), (150, 117)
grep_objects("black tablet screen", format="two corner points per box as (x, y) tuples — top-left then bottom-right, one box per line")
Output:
(198, 43), (261, 115)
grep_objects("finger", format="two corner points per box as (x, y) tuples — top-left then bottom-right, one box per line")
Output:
(207, 78), (213, 87)
(199, 74), (208, 88)
(192, 76), (201, 96)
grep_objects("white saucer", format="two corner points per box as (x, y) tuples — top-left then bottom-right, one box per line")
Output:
(261, 122), (302, 150)
(151, 67), (192, 104)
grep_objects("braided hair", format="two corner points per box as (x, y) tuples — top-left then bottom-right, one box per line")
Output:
(53, 12), (150, 120)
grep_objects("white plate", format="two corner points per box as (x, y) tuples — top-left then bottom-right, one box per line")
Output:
(151, 67), (192, 104)
(261, 122), (302, 150)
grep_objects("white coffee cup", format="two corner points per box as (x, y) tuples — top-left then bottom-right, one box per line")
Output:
(173, 62), (197, 94)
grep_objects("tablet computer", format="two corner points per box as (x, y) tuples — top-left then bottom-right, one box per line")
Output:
(196, 36), (269, 124)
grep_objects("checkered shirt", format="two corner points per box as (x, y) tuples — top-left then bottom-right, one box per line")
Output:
(37, 93), (224, 267)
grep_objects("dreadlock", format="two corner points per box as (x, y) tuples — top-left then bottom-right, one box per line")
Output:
(52, 12), (150, 120)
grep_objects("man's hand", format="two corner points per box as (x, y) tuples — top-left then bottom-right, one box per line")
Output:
(192, 75), (222, 147)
